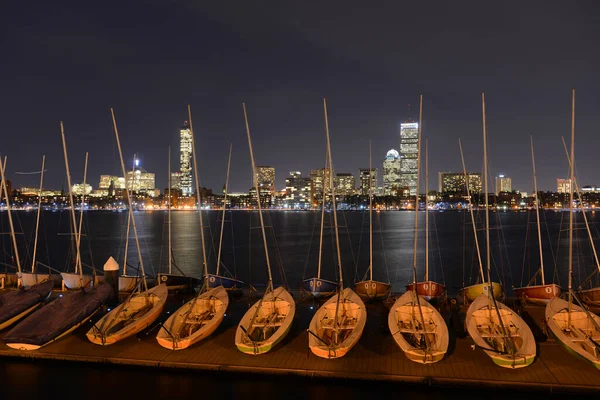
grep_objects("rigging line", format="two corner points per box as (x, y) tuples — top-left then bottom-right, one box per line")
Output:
(431, 205), (445, 285)
(342, 209), (358, 283)
(355, 203), (366, 283)
(377, 212), (391, 284)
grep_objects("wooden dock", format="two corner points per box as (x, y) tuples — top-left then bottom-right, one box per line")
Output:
(0, 290), (599, 394)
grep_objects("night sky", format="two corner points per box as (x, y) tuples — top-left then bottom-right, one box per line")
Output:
(2, 0), (600, 193)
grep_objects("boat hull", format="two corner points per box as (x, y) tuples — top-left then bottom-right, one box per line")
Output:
(235, 286), (295, 355)
(156, 286), (229, 350)
(405, 281), (445, 301)
(545, 296), (600, 370)
(3, 283), (113, 350)
(302, 277), (338, 298)
(462, 282), (502, 301)
(308, 287), (367, 359)
(388, 290), (449, 364)
(206, 274), (243, 291)
(86, 283), (168, 345)
(577, 287), (600, 307)
(354, 279), (391, 300)
(60, 272), (94, 290)
(119, 275), (140, 292)
(513, 283), (562, 305)
(466, 294), (537, 369)
(158, 273), (202, 293)
(20, 273), (63, 289)
(0, 281), (54, 330)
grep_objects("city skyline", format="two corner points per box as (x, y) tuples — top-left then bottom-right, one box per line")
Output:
(2, 1), (599, 195)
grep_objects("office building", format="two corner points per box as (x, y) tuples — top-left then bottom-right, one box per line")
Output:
(256, 166), (275, 195)
(495, 174), (512, 194)
(557, 178), (573, 194)
(179, 121), (193, 196)
(382, 149), (402, 195)
(334, 173), (355, 196)
(438, 172), (482, 194)
(359, 168), (378, 195)
(399, 120), (419, 195)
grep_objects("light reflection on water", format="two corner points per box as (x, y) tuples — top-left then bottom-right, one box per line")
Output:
(1, 209), (599, 296)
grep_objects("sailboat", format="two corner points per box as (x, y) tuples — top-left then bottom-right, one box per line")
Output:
(156, 146), (201, 293)
(308, 98), (366, 359)
(3, 130), (113, 350)
(0, 156), (53, 330)
(405, 136), (445, 301)
(117, 154), (144, 293)
(86, 108), (168, 346)
(354, 140), (391, 300)
(206, 143), (244, 291)
(513, 137), (562, 305)
(465, 93), (536, 369)
(458, 139), (502, 302)
(546, 88), (600, 370)
(156, 105), (229, 350)
(20, 156), (62, 289)
(388, 95), (448, 364)
(302, 149), (338, 298)
(59, 124), (96, 290)
(235, 102), (296, 355)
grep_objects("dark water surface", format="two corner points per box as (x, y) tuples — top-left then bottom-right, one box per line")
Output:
(2, 209), (600, 296)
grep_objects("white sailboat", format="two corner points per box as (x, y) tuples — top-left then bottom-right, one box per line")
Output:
(545, 88), (600, 370)
(235, 102), (295, 355)
(308, 98), (366, 359)
(513, 137), (562, 304)
(3, 132), (112, 350)
(302, 149), (338, 298)
(20, 155), (62, 289)
(388, 95), (448, 364)
(59, 125), (95, 290)
(86, 108), (167, 346)
(156, 146), (201, 293)
(156, 105), (228, 350)
(118, 154), (143, 293)
(206, 143), (244, 291)
(0, 156), (53, 330)
(458, 140), (502, 302)
(354, 140), (391, 300)
(465, 93), (536, 369)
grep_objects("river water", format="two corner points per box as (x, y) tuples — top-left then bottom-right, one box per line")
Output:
(2, 208), (600, 296)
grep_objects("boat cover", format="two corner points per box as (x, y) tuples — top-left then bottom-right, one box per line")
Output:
(0, 281), (54, 326)
(3, 283), (112, 346)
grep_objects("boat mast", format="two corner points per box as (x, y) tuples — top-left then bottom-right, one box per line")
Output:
(568, 89), (575, 324)
(530, 137), (545, 285)
(316, 150), (328, 280)
(188, 105), (209, 288)
(0, 157), (21, 276)
(75, 152), (89, 283)
(111, 109), (148, 293)
(168, 147), (172, 275)
(123, 154), (135, 277)
(369, 139), (373, 281)
(458, 139), (485, 283)
(60, 122), (81, 277)
(242, 102), (273, 289)
(323, 98), (342, 290)
(411, 96), (423, 290)
(425, 139), (429, 282)
(216, 143), (232, 276)
(31, 155), (46, 273)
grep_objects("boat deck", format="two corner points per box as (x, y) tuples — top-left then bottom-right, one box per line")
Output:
(0, 289), (599, 394)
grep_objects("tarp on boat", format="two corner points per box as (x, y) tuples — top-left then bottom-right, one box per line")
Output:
(3, 283), (112, 346)
(0, 281), (54, 326)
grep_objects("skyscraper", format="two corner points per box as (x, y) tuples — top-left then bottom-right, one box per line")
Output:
(334, 173), (355, 196)
(285, 171), (311, 209)
(256, 166), (275, 194)
(399, 120), (419, 195)
(495, 175), (512, 194)
(179, 121), (193, 196)
(557, 178), (572, 193)
(359, 168), (377, 195)
(310, 167), (331, 203)
(438, 172), (482, 195)
(382, 149), (402, 195)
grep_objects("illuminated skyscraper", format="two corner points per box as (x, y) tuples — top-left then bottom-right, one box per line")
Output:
(383, 149), (402, 195)
(495, 174), (512, 194)
(399, 120), (419, 195)
(256, 166), (275, 194)
(359, 168), (377, 195)
(557, 178), (572, 193)
(179, 121), (193, 196)
(334, 173), (355, 196)
(438, 172), (482, 194)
